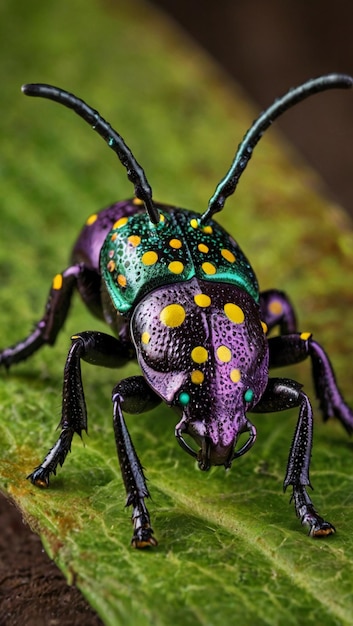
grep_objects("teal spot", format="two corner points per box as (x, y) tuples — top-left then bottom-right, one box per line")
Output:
(179, 392), (190, 406)
(244, 389), (254, 403)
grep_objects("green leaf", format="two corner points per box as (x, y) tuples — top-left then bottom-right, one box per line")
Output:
(1, 1), (353, 625)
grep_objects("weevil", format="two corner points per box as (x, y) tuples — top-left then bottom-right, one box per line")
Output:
(1, 75), (353, 548)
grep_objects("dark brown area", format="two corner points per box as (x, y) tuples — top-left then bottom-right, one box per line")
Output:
(2, 1), (353, 624)
(152, 0), (353, 216)
(0, 493), (103, 626)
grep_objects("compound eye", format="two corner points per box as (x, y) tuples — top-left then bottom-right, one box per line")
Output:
(178, 391), (190, 407)
(243, 388), (254, 404)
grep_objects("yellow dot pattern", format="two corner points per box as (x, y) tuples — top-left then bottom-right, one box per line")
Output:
(86, 213), (98, 226)
(221, 249), (236, 263)
(202, 262), (217, 275)
(261, 321), (268, 334)
(136, 281), (253, 394)
(169, 238), (182, 249)
(52, 274), (63, 290)
(300, 332), (312, 341)
(113, 216), (129, 229)
(191, 370), (204, 384)
(160, 303), (186, 327)
(128, 235), (141, 247)
(142, 251), (158, 266)
(191, 346), (208, 364)
(141, 332), (151, 345)
(101, 206), (259, 317)
(217, 345), (232, 363)
(224, 302), (245, 324)
(117, 274), (127, 288)
(269, 300), (283, 316)
(107, 260), (116, 272)
(230, 368), (241, 383)
(168, 261), (184, 274)
(194, 293), (211, 308)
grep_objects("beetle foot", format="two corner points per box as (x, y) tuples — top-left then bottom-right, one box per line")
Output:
(130, 504), (158, 548)
(131, 525), (158, 549)
(27, 466), (51, 488)
(301, 509), (336, 538)
(291, 485), (335, 538)
(302, 516), (336, 539)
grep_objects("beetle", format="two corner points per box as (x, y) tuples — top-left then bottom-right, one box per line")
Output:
(1, 75), (353, 548)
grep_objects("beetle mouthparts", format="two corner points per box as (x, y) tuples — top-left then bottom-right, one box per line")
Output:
(175, 420), (257, 470)
(197, 438), (212, 472)
(175, 424), (198, 460)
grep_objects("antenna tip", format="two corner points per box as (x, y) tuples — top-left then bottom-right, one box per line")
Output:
(21, 83), (34, 96)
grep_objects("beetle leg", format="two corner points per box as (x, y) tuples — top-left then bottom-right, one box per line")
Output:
(112, 377), (162, 548)
(0, 265), (83, 368)
(259, 289), (297, 334)
(28, 331), (132, 487)
(252, 377), (335, 537)
(268, 333), (353, 434)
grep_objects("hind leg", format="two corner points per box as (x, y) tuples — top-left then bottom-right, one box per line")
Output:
(0, 265), (83, 368)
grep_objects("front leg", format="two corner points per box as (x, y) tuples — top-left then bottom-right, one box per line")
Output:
(28, 331), (132, 487)
(112, 377), (162, 548)
(252, 378), (335, 537)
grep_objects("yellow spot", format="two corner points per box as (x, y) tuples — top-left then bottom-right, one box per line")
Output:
(261, 321), (268, 334)
(169, 238), (182, 249)
(160, 303), (186, 327)
(202, 261), (216, 275)
(269, 300), (283, 316)
(71, 334), (80, 340)
(111, 233), (117, 242)
(217, 345), (232, 363)
(198, 243), (209, 254)
(113, 216), (129, 229)
(52, 274), (63, 290)
(128, 235), (141, 247)
(221, 249), (236, 263)
(86, 213), (98, 226)
(142, 250), (158, 266)
(117, 274), (127, 288)
(202, 225), (213, 234)
(191, 346), (208, 364)
(168, 261), (184, 274)
(230, 368), (241, 383)
(141, 332), (151, 345)
(300, 332), (312, 341)
(224, 303), (244, 324)
(194, 293), (211, 308)
(159, 214), (166, 223)
(191, 370), (204, 385)
(133, 197), (144, 206)
(190, 218), (199, 229)
(107, 260), (116, 272)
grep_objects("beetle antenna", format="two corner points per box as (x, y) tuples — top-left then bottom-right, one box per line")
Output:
(200, 73), (353, 224)
(21, 83), (160, 224)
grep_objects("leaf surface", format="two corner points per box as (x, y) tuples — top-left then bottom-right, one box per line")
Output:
(1, 1), (353, 625)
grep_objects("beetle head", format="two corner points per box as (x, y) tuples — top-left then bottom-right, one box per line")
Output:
(174, 382), (259, 471)
(131, 278), (269, 470)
